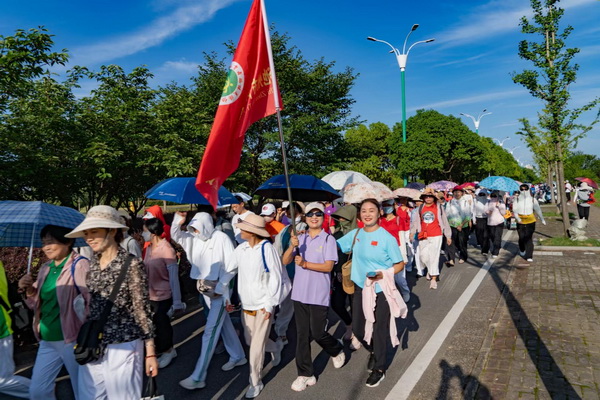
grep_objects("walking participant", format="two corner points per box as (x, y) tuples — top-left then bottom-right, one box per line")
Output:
(394, 197), (414, 272)
(66, 206), (157, 400)
(337, 199), (406, 388)
(17, 225), (90, 400)
(473, 190), (489, 254)
(513, 184), (546, 262)
(379, 200), (411, 302)
(282, 203), (344, 392)
(565, 180), (573, 204)
(410, 198), (424, 275)
(575, 182), (594, 221)
(170, 212), (246, 390)
(410, 189), (452, 290)
(0, 261), (31, 399)
(446, 187), (472, 265)
(261, 203), (285, 240)
(222, 214), (285, 399)
(142, 218), (183, 368)
(485, 192), (506, 258)
(231, 196), (255, 244)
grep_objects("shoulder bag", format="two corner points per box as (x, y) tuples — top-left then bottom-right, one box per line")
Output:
(74, 255), (132, 365)
(341, 229), (361, 295)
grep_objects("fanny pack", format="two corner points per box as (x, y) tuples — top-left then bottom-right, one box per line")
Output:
(196, 279), (219, 298)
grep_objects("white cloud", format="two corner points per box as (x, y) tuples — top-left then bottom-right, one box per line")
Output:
(410, 89), (524, 111)
(160, 59), (201, 74)
(71, 0), (240, 66)
(433, 0), (597, 49)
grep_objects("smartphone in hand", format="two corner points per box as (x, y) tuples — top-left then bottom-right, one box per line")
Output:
(366, 271), (377, 278)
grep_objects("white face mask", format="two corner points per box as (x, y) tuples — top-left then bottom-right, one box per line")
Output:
(142, 231), (152, 242)
(295, 216), (302, 223)
(264, 216), (274, 223)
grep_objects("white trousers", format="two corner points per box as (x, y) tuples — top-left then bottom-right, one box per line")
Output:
(412, 238), (422, 273)
(242, 311), (279, 387)
(399, 230), (414, 271)
(419, 235), (444, 277)
(274, 293), (294, 337)
(30, 340), (80, 400)
(78, 339), (143, 400)
(190, 294), (245, 382)
(0, 335), (31, 399)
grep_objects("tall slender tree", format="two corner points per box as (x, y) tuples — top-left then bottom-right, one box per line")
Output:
(513, 0), (599, 234)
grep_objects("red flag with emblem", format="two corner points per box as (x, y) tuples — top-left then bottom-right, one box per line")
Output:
(196, 0), (282, 209)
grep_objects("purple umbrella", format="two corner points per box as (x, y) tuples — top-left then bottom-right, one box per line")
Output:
(406, 182), (426, 190)
(427, 180), (458, 191)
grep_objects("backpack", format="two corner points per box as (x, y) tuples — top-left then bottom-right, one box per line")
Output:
(260, 241), (292, 306)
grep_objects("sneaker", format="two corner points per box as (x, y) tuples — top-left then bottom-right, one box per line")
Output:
(366, 369), (385, 387)
(221, 357), (248, 371)
(158, 348), (177, 369)
(527, 258), (533, 262)
(179, 376), (206, 390)
(492, 255), (498, 259)
(277, 335), (289, 346)
(482, 252), (488, 256)
(402, 292), (411, 303)
(332, 344), (345, 369)
(245, 382), (264, 398)
(416, 269), (424, 277)
(458, 259), (465, 264)
(291, 376), (317, 392)
(367, 352), (375, 371)
(350, 335), (362, 350)
(519, 251), (526, 257)
(430, 280), (438, 290)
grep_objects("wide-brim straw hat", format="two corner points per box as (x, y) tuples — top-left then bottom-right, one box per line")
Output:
(235, 214), (270, 238)
(65, 205), (129, 238)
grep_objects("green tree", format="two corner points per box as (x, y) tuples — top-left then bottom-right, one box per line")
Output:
(564, 152), (600, 183)
(512, 0), (600, 233)
(0, 27), (68, 113)
(388, 109), (484, 183)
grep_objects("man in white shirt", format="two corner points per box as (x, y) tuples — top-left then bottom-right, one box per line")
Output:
(231, 196), (255, 244)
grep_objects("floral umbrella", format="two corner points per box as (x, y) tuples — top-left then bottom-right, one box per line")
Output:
(479, 176), (520, 194)
(406, 182), (425, 190)
(427, 180), (458, 191)
(321, 170), (372, 191)
(392, 188), (422, 200)
(341, 182), (394, 204)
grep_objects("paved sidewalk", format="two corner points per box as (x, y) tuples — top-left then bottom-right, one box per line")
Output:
(473, 211), (600, 399)
(536, 203), (600, 242)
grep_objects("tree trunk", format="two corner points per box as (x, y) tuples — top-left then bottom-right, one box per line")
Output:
(555, 141), (570, 235)
(546, 163), (554, 205)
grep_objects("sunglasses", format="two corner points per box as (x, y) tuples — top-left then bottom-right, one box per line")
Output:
(306, 211), (324, 218)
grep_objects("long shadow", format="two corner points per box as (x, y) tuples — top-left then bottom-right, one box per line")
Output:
(476, 241), (582, 399)
(436, 359), (491, 400)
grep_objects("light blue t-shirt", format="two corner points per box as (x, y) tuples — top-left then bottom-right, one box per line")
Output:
(337, 227), (403, 293)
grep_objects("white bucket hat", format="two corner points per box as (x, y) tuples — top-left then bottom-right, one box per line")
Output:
(66, 205), (129, 238)
(234, 214), (270, 238)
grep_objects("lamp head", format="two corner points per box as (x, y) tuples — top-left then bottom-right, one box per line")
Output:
(411, 24), (419, 31)
(425, 38), (435, 43)
(367, 36), (378, 42)
(483, 108), (487, 113)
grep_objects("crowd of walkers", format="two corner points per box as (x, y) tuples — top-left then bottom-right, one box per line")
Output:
(0, 180), (594, 399)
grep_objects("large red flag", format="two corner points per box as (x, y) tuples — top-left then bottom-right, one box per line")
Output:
(196, 0), (282, 209)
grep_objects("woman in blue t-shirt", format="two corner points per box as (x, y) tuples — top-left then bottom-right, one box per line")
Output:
(337, 198), (404, 388)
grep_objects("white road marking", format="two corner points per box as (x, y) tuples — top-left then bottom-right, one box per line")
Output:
(385, 230), (515, 400)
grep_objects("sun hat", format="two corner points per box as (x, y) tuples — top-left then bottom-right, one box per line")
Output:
(65, 205), (129, 238)
(260, 203), (276, 216)
(580, 182), (591, 190)
(420, 188), (437, 199)
(282, 201), (290, 209)
(235, 214), (270, 238)
(305, 202), (325, 213)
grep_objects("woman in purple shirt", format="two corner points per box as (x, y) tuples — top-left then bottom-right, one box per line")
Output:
(282, 202), (345, 392)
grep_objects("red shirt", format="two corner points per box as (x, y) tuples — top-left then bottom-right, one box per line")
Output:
(396, 207), (411, 231)
(420, 204), (442, 237)
(379, 217), (401, 245)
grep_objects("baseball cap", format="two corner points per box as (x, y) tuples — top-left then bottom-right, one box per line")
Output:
(260, 203), (276, 216)
(305, 202), (325, 213)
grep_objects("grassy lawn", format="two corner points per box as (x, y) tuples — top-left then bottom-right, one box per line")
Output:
(542, 211), (577, 219)
(539, 236), (600, 247)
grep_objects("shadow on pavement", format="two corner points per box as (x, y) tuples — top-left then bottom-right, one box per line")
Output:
(437, 359), (491, 400)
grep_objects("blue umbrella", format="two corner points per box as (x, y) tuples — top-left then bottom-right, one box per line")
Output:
(0, 201), (87, 272)
(406, 182), (426, 190)
(145, 177), (239, 207)
(479, 176), (520, 194)
(254, 174), (341, 202)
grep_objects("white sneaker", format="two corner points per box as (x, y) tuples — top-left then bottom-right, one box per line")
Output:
(492, 255), (498, 259)
(245, 382), (264, 398)
(527, 258), (533, 262)
(179, 376), (206, 390)
(350, 335), (362, 350)
(158, 349), (177, 369)
(221, 357), (247, 371)
(402, 293), (411, 303)
(291, 376), (317, 392)
(332, 347), (345, 369)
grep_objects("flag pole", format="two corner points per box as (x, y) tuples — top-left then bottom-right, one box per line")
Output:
(260, 0), (296, 236)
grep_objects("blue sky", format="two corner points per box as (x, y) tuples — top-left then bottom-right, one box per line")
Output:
(2, 0), (599, 168)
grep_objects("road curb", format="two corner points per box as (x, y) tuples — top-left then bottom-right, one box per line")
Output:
(535, 246), (600, 252)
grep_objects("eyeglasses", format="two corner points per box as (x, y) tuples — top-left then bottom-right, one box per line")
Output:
(305, 211), (324, 218)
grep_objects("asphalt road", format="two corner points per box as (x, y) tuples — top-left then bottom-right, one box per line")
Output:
(2, 230), (517, 400)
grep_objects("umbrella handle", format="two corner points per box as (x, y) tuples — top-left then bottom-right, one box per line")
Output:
(27, 223), (36, 274)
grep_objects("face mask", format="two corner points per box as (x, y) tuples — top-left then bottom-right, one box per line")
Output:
(264, 216), (274, 223)
(142, 231), (152, 242)
(383, 206), (394, 214)
(295, 216), (302, 223)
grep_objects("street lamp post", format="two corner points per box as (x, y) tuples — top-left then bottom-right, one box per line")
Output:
(459, 109), (492, 134)
(368, 24), (435, 186)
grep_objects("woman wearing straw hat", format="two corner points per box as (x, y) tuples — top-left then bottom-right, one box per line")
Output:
(222, 214), (285, 399)
(65, 205), (157, 400)
(17, 225), (90, 400)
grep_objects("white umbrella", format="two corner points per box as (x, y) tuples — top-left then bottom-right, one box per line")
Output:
(321, 171), (372, 191)
(341, 182), (394, 204)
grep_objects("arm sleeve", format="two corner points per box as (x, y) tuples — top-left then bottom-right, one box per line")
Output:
(386, 235), (403, 264)
(128, 258), (155, 339)
(215, 234), (236, 297)
(324, 235), (339, 263)
(127, 239), (142, 258)
(73, 258), (92, 317)
(170, 213), (194, 248)
(533, 199), (545, 223)
(166, 262), (183, 308)
(263, 243), (283, 314)
(336, 229), (357, 253)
